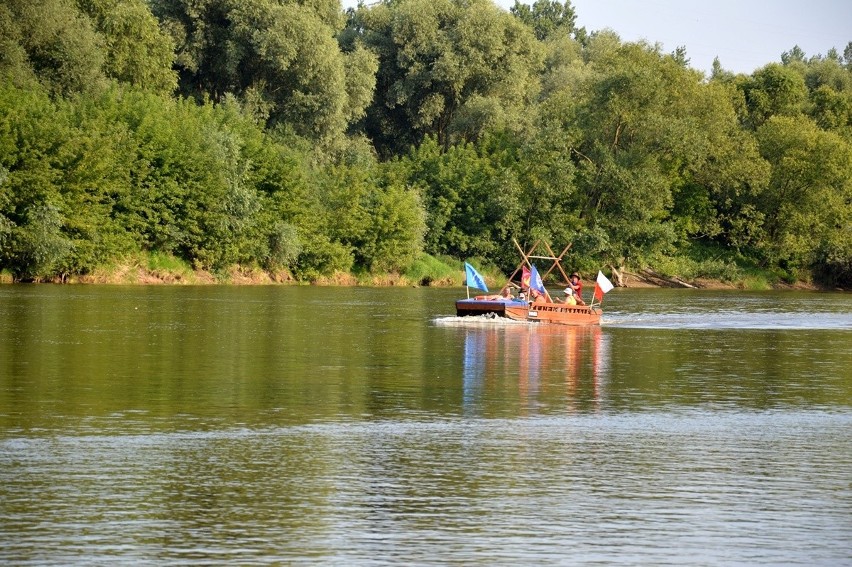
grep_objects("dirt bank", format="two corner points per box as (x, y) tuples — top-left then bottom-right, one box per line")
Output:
(2, 265), (835, 290)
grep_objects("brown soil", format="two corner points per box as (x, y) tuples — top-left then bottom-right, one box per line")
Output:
(2, 264), (839, 290)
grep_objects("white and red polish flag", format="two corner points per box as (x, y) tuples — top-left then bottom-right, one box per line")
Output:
(593, 271), (614, 302)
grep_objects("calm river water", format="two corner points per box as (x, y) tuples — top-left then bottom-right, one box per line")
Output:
(1, 285), (850, 565)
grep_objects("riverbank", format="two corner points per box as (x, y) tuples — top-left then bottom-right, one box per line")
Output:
(0, 263), (833, 291)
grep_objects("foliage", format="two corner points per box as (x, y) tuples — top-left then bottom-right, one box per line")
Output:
(1, 0), (851, 287)
(151, 0), (375, 144)
(351, 0), (543, 155)
(1, 0), (107, 96)
(394, 136), (517, 264)
(737, 63), (808, 129)
(78, 0), (177, 94)
(403, 253), (459, 285)
(754, 115), (852, 273)
(510, 0), (577, 41)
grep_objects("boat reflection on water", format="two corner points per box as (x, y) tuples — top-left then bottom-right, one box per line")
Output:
(460, 322), (610, 415)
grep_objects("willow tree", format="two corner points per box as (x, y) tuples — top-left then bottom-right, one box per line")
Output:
(557, 35), (770, 270)
(0, 0), (106, 96)
(350, 0), (543, 156)
(754, 115), (852, 274)
(510, 0), (577, 41)
(152, 0), (377, 144)
(77, 0), (177, 94)
(737, 63), (808, 130)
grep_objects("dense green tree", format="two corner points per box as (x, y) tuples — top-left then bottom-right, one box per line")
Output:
(0, 83), (132, 279)
(0, 84), (68, 279)
(316, 163), (427, 274)
(754, 115), (852, 272)
(77, 0), (177, 94)
(396, 136), (512, 259)
(538, 31), (586, 98)
(737, 63), (808, 129)
(361, 173), (426, 272)
(710, 57), (735, 82)
(1, 0), (106, 96)
(565, 40), (702, 267)
(809, 84), (852, 132)
(781, 45), (806, 66)
(802, 56), (852, 93)
(510, 0), (577, 41)
(505, 101), (580, 248)
(1, 0), (850, 286)
(0, 4), (38, 88)
(152, 0), (375, 144)
(352, 0), (543, 155)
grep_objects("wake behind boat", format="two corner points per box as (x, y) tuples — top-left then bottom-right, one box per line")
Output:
(456, 240), (614, 326)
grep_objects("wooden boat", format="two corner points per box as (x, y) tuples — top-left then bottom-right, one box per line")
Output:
(455, 240), (604, 326)
(455, 296), (601, 326)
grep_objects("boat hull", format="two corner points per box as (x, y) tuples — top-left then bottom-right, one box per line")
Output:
(456, 298), (601, 326)
(504, 302), (600, 326)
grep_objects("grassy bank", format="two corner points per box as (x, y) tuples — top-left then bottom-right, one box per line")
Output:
(0, 251), (835, 290)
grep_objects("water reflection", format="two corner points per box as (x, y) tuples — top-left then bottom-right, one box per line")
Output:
(460, 323), (610, 416)
(1, 287), (851, 565)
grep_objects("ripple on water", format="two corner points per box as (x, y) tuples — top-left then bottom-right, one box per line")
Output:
(1, 409), (850, 565)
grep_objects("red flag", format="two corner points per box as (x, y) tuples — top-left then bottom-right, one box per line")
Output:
(521, 265), (531, 289)
(593, 270), (614, 302)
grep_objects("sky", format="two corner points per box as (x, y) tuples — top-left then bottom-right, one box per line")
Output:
(340, 0), (852, 75)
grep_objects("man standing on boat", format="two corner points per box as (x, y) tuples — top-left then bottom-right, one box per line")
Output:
(567, 272), (586, 305)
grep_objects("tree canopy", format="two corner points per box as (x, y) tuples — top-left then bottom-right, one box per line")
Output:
(1, 0), (850, 287)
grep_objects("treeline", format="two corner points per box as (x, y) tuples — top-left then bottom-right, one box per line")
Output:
(1, 0), (850, 286)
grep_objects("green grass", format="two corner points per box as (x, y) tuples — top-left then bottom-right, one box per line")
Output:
(634, 240), (809, 289)
(739, 275), (772, 290)
(146, 251), (193, 275)
(646, 240), (756, 283)
(403, 253), (461, 285)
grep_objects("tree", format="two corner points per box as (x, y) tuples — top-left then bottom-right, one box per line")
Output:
(78, 0), (177, 94)
(566, 40), (707, 267)
(803, 56), (852, 93)
(781, 45), (806, 66)
(671, 45), (689, 67)
(0, 83), (75, 279)
(538, 31), (585, 98)
(809, 85), (851, 131)
(737, 63), (807, 129)
(395, 136), (514, 260)
(152, 0), (375, 144)
(510, 0), (577, 41)
(1, 0), (106, 96)
(754, 115), (852, 272)
(361, 180), (426, 272)
(352, 0), (543, 155)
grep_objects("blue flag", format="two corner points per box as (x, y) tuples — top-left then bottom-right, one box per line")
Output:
(464, 262), (488, 292)
(530, 264), (546, 295)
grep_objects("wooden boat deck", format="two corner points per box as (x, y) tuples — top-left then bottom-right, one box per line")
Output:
(456, 298), (601, 326)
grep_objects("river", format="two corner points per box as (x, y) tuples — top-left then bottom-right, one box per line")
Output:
(1, 285), (850, 565)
